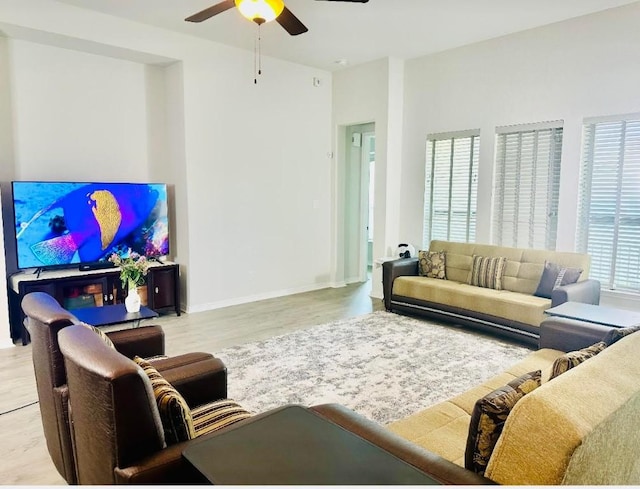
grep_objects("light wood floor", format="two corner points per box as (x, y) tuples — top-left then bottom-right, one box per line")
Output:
(0, 280), (382, 485)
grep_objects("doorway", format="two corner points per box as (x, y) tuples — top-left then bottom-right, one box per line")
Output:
(343, 123), (375, 285)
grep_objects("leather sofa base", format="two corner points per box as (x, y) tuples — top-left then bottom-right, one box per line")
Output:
(389, 296), (540, 348)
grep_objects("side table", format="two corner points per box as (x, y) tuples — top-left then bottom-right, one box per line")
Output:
(182, 405), (439, 485)
(70, 304), (158, 328)
(545, 301), (640, 328)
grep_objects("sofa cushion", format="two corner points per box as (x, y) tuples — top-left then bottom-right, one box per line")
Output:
(418, 250), (446, 279)
(549, 341), (607, 380)
(534, 261), (582, 298)
(387, 400), (472, 466)
(134, 356), (195, 444)
(465, 370), (541, 475)
(485, 332), (640, 485)
(429, 240), (591, 295)
(392, 277), (551, 327)
(468, 255), (507, 290)
(602, 325), (640, 346)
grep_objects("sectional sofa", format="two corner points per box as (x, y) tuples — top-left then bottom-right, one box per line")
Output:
(385, 320), (640, 485)
(383, 240), (601, 346)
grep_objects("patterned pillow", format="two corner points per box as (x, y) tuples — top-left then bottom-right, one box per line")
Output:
(548, 341), (607, 380)
(465, 370), (542, 475)
(134, 356), (195, 444)
(468, 255), (507, 290)
(192, 399), (253, 437)
(78, 322), (115, 349)
(602, 325), (640, 346)
(534, 261), (583, 299)
(418, 250), (446, 279)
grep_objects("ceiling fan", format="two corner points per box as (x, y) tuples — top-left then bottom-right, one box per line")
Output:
(185, 0), (370, 36)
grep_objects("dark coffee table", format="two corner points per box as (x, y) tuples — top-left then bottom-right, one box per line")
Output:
(182, 405), (439, 485)
(545, 301), (640, 328)
(70, 304), (158, 328)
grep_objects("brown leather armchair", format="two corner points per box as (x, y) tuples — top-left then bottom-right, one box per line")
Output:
(58, 323), (230, 483)
(58, 322), (489, 485)
(22, 292), (226, 484)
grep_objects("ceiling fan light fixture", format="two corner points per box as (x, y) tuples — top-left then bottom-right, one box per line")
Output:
(235, 0), (285, 24)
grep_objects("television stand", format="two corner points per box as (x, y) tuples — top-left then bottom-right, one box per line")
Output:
(8, 261), (180, 345)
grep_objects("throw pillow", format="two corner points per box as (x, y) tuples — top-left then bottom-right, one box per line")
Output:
(78, 321), (115, 349)
(534, 261), (583, 299)
(134, 356), (195, 444)
(548, 341), (607, 380)
(468, 255), (507, 290)
(192, 399), (253, 437)
(602, 325), (640, 346)
(465, 370), (542, 475)
(418, 250), (447, 279)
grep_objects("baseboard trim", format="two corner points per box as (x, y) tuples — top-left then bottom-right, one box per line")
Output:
(186, 282), (333, 314)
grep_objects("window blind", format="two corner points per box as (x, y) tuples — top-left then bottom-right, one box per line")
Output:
(423, 132), (479, 247)
(577, 117), (640, 291)
(493, 125), (562, 250)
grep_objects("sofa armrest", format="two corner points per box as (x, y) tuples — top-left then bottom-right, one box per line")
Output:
(539, 317), (613, 352)
(107, 325), (165, 359)
(382, 258), (419, 310)
(551, 279), (601, 307)
(310, 403), (493, 485)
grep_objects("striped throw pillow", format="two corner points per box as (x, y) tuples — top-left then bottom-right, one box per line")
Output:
(78, 322), (115, 349)
(134, 356), (195, 444)
(192, 399), (253, 437)
(468, 255), (507, 290)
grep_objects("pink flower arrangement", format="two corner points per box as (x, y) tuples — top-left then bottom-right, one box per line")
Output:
(109, 251), (149, 290)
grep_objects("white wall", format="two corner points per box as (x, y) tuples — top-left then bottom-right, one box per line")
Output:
(0, 38), (14, 347)
(399, 2), (640, 308)
(10, 40), (150, 180)
(332, 57), (404, 298)
(0, 0), (333, 345)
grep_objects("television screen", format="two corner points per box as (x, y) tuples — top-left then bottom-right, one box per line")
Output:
(12, 181), (170, 270)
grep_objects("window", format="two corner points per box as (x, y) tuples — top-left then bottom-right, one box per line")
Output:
(493, 122), (563, 250)
(577, 115), (640, 292)
(423, 130), (479, 247)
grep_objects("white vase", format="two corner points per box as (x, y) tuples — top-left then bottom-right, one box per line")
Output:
(125, 281), (141, 313)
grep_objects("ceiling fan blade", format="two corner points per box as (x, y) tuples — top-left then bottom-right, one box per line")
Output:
(185, 0), (235, 22)
(276, 6), (309, 36)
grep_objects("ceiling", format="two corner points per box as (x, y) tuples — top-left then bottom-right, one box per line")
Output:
(55, 0), (638, 71)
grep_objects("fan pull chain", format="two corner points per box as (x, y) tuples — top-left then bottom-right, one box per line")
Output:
(254, 25), (263, 85)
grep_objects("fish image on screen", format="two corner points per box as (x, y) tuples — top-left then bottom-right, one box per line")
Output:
(12, 182), (170, 270)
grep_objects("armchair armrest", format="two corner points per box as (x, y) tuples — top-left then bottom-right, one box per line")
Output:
(114, 442), (205, 484)
(161, 357), (228, 407)
(107, 325), (165, 359)
(310, 403), (493, 485)
(551, 279), (601, 307)
(382, 258), (419, 310)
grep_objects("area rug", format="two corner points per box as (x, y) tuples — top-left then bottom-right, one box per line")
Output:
(215, 311), (532, 425)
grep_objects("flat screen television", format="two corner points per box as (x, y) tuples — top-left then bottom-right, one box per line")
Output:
(11, 181), (170, 270)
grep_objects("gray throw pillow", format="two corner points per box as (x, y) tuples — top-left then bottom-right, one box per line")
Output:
(534, 261), (582, 299)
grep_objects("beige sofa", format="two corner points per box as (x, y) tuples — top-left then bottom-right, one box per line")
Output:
(387, 325), (640, 485)
(383, 240), (601, 346)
